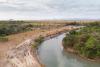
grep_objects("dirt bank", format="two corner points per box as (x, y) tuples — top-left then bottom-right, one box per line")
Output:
(63, 47), (100, 63)
(0, 26), (80, 67)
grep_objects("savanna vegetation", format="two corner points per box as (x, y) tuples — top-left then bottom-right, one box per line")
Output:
(0, 21), (33, 36)
(32, 36), (44, 49)
(0, 20), (80, 42)
(0, 21), (34, 42)
(63, 22), (100, 59)
(0, 20), (62, 42)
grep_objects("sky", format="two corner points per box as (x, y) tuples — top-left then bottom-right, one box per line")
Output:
(0, 0), (100, 20)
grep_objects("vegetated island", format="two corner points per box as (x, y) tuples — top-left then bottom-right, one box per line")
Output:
(63, 22), (100, 62)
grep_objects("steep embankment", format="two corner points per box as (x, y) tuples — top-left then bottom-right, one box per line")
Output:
(1, 26), (80, 67)
(7, 39), (41, 67)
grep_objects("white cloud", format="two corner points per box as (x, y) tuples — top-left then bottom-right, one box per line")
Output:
(0, 0), (100, 20)
(0, 0), (6, 2)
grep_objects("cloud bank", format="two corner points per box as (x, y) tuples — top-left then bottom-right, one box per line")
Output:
(0, 0), (100, 20)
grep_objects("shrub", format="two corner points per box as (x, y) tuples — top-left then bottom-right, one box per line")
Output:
(34, 36), (44, 45)
(32, 36), (44, 49)
(63, 22), (100, 59)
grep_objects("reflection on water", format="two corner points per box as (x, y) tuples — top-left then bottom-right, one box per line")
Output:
(38, 33), (100, 67)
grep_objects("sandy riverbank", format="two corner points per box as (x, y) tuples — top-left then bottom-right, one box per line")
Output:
(0, 26), (79, 67)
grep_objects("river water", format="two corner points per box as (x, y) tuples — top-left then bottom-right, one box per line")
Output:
(38, 33), (100, 67)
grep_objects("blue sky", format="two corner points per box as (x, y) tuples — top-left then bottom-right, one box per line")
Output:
(0, 0), (100, 20)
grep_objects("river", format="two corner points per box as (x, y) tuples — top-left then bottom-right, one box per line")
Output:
(38, 33), (100, 67)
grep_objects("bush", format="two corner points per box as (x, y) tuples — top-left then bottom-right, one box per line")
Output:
(85, 36), (96, 48)
(34, 36), (44, 45)
(32, 36), (44, 49)
(0, 23), (33, 36)
(63, 23), (100, 59)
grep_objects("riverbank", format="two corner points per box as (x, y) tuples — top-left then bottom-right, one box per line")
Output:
(0, 26), (80, 67)
(63, 48), (100, 63)
(38, 33), (100, 67)
(62, 23), (100, 63)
